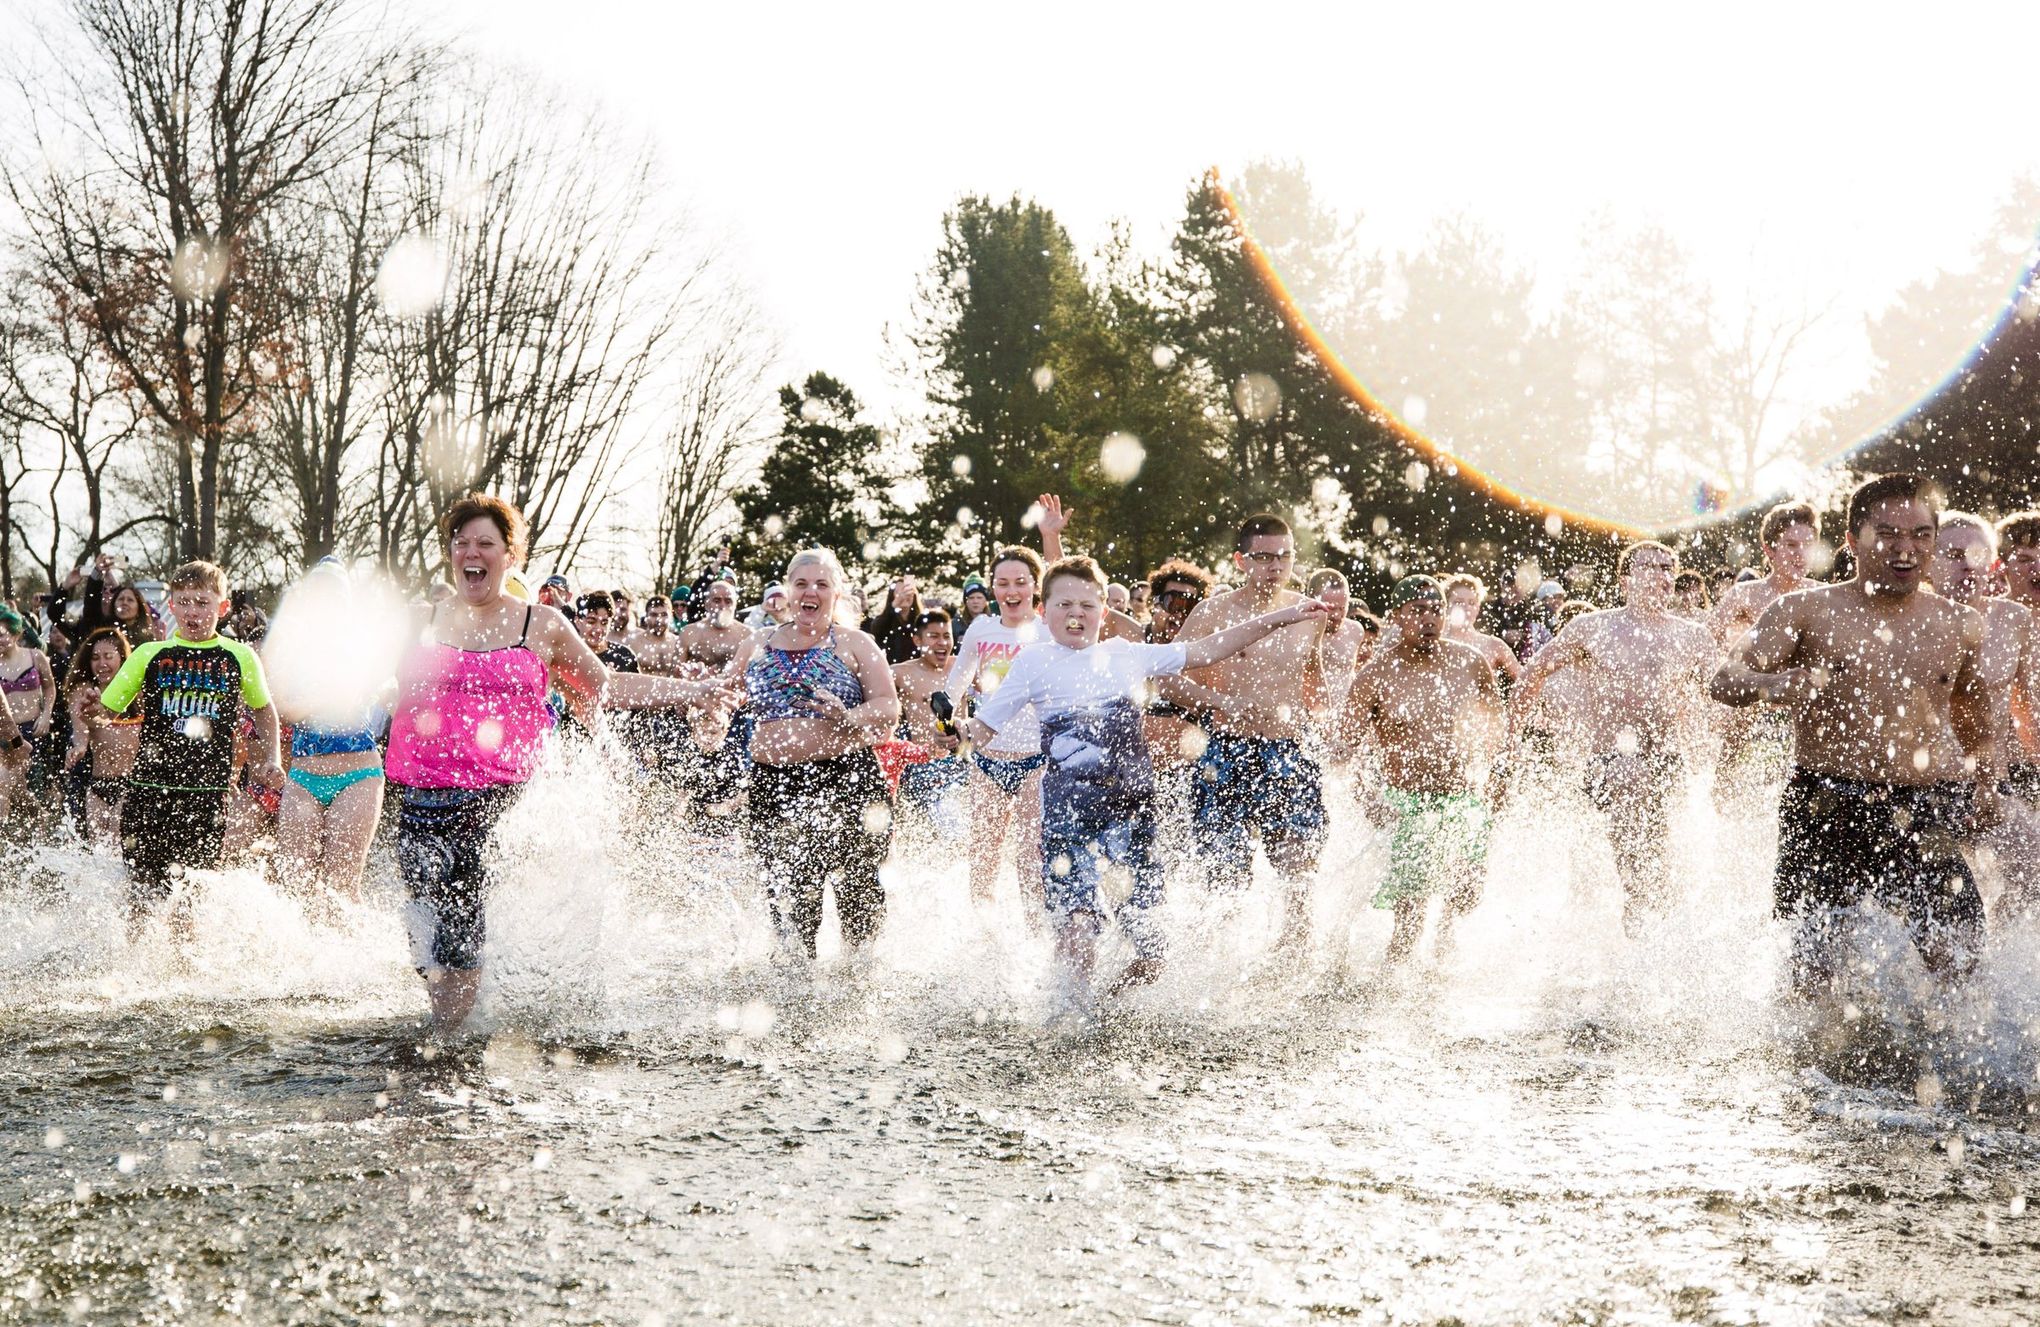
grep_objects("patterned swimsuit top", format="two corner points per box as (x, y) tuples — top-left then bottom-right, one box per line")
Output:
(0, 660), (40, 695)
(745, 627), (865, 723)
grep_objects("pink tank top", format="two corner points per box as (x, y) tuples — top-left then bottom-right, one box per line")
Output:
(384, 606), (553, 789)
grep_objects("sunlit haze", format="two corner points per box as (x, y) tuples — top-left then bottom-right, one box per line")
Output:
(449, 0), (2039, 523)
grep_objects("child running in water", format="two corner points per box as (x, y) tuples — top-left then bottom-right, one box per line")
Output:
(966, 556), (1330, 1009)
(97, 561), (283, 937)
(948, 546), (1050, 909)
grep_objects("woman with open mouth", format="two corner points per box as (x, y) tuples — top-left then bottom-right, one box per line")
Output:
(725, 548), (901, 959)
(385, 493), (729, 1036)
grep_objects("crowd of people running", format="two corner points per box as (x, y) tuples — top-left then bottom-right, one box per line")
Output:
(0, 471), (2035, 1035)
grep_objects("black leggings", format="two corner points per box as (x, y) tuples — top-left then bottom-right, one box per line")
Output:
(746, 748), (891, 955)
(397, 784), (520, 970)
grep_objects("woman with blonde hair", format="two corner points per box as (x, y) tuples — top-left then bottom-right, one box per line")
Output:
(726, 548), (901, 958)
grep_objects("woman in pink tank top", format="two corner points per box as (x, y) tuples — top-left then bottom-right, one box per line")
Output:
(390, 494), (728, 1037)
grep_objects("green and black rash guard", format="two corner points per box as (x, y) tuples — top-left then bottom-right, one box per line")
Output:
(98, 633), (271, 792)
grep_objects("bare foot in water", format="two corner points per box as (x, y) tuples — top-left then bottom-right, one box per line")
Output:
(1107, 956), (1164, 998)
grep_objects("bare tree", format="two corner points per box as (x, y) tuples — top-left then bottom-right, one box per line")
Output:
(370, 77), (710, 579)
(653, 307), (776, 590)
(1703, 291), (1833, 500)
(0, 268), (157, 570)
(4, 0), (403, 560)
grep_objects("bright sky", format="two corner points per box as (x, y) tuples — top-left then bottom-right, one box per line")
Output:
(446, 0), (2040, 455)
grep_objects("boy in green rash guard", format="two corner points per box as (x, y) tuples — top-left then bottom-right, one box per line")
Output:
(1339, 576), (1506, 966)
(98, 560), (283, 939)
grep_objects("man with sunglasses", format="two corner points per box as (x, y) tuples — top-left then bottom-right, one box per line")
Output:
(1161, 514), (1330, 953)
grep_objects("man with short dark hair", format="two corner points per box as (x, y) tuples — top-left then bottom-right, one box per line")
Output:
(1162, 514), (1329, 952)
(1713, 473), (1997, 993)
(1511, 541), (1717, 933)
(1999, 511), (2040, 614)
(1932, 511), (2040, 917)
(1343, 576), (1503, 964)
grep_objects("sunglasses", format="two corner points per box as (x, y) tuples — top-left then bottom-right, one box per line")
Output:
(1155, 589), (1202, 609)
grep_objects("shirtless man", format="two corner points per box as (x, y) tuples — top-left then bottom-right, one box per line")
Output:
(1162, 513), (1327, 948)
(1343, 577), (1504, 964)
(1306, 569), (1366, 718)
(1931, 512), (2040, 917)
(1999, 512), (2040, 857)
(679, 579), (750, 671)
(1710, 502), (1822, 809)
(679, 578), (751, 814)
(1511, 541), (1717, 932)
(630, 594), (689, 676)
(1995, 511), (2040, 614)
(891, 609), (966, 834)
(1440, 574), (1522, 685)
(1712, 474), (1997, 993)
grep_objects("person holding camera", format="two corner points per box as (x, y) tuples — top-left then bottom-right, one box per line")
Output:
(890, 608), (965, 837)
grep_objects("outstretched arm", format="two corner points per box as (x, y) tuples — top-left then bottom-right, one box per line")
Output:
(1508, 628), (1588, 734)
(1181, 599), (1330, 669)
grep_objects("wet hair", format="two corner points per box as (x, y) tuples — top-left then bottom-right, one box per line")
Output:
(1759, 501), (1818, 546)
(1042, 555), (1107, 600)
(1997, 510), (2040, 549)
(64, 626), (131, 704)
(168, 560), (230, 598)
(1672, 570), (1709, 605)
(1615, 541), (1676, 578)
(1845, 472), (1939, 539)
(913, 608), (951, 631)
(1350, 605), (1383, 632)
(988, 545), (1044, 585)
(1146, 558), (1213, 600)
(442, 493), (530, 567)
(1440, 572), (1487, 602)
(1938, 510), (1999, 557)
(1236, 513), (1292, 552)
(1305, 567), (1347, 596)
(578, 590), (615, 615)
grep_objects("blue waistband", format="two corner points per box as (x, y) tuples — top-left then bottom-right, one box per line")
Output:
(291, 725), (380, 758)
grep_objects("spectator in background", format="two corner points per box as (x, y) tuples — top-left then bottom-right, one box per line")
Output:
(744, 584), (788, 631)
(1672, 570), (1711, 618)
(863, 575), (925, 665)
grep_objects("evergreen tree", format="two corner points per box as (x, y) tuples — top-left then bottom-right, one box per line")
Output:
(727, 372), (898, 587)
(906, 195), (1100, 578)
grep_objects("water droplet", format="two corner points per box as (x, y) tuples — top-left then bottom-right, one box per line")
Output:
(1403, 461), (1429, 492)
(1615, 728), (1640, 756)
(875, 1033), (908, 1065)
(414, 709), (442, 739)
(950, 454), (972, 477)
(1914, 1074), (1945, 1107)
(1150, 345), (1177, 370)
(115, 1153), (137, 1175)
(955, 505), (975, 527)
(1545, 514), (1565, 538)
(532, 1146), (554, 1171)
(72, 1182), (91, 1203)
(2011, 1194), (2028, 1217)
(763, 514), (785, 538)
(181, 716), (212, 742)
(799, 396), (826, 423)
(161, 1084), (177, 1102)
(1370, 515), (1390, 537)
(376, 233), (448, 318)
(1176, 728), (1209, 760)
(1912, 746), (1932, 772)
(43, 1128), (64, 1150)
(1031, 366), (1054, 392)
(1049, 853), (1073, 878)
(1099, 432), (1145, 484)
(475, 719), (504, 753)
(1233, 373), (1281, 423)
(1401, 395), (1427, 427)
(1947, 1135), (1967, 1166)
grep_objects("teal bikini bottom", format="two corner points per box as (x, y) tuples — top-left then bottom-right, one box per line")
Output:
(287, 764), (384, 807)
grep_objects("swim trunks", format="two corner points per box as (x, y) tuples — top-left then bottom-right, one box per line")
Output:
(899, 753), (967, 812)
(1190, 733), (1326, 889)
(1773, 769), (1983, 958)
(1582, 748), (1684, 814)
(121, 785), (227, 904)
(1373, 787), (1490, 909)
